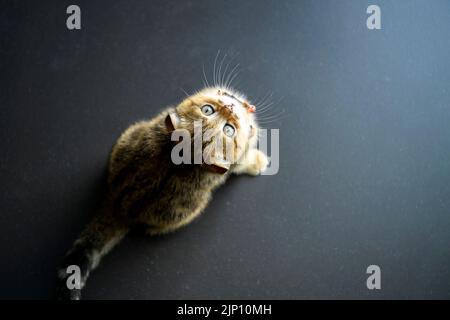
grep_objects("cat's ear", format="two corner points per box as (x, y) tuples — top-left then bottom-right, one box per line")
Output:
(243, 101), (256, 113)
(165, 112), (180, 132)
(204, 162), (230, 175)
(203, 154), (230, 175)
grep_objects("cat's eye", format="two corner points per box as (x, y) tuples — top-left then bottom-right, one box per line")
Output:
(201, 104), (215, 116)
(223, 124), (235, 137)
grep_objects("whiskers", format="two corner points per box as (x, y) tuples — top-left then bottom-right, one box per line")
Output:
(202, 50), (241, 90)
(179, 87), (190, 97)
(202, 51), (285, 127)
(253, 92), (285, 127)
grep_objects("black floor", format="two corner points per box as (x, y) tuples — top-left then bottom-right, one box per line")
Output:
(1, 0), (450, 299)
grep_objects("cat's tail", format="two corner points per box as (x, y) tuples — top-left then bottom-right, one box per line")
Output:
(56, 212), (129, 300)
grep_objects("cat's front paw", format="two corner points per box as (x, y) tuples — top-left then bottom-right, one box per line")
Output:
(247, 150), (269, 176)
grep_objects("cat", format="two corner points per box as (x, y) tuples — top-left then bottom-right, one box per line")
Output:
(56, 87), (269, 300)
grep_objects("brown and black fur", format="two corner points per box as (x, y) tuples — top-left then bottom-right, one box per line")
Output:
(56, 87), (268, 299)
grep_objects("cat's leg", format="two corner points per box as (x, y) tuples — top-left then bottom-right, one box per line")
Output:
(232, 149), (269, 176)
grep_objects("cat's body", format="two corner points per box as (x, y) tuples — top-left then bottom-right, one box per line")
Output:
(109, 109), (227, 233)
(57, 87), (268, 300)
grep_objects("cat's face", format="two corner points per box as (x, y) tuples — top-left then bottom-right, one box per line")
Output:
(166, 87), (258, 174)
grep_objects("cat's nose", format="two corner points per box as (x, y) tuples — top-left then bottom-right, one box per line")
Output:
(224, 104), (234, 112)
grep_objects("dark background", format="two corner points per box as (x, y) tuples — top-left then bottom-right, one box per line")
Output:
(1, 0), (450, 299)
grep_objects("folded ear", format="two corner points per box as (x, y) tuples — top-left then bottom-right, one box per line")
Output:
(203, 153), (230, 175)
(204, 162), (230, 174)
(165, 112), (180, 132)
(243, 101), (256, 113)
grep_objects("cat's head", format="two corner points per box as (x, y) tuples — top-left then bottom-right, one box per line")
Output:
(166, 87), (258, 174)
